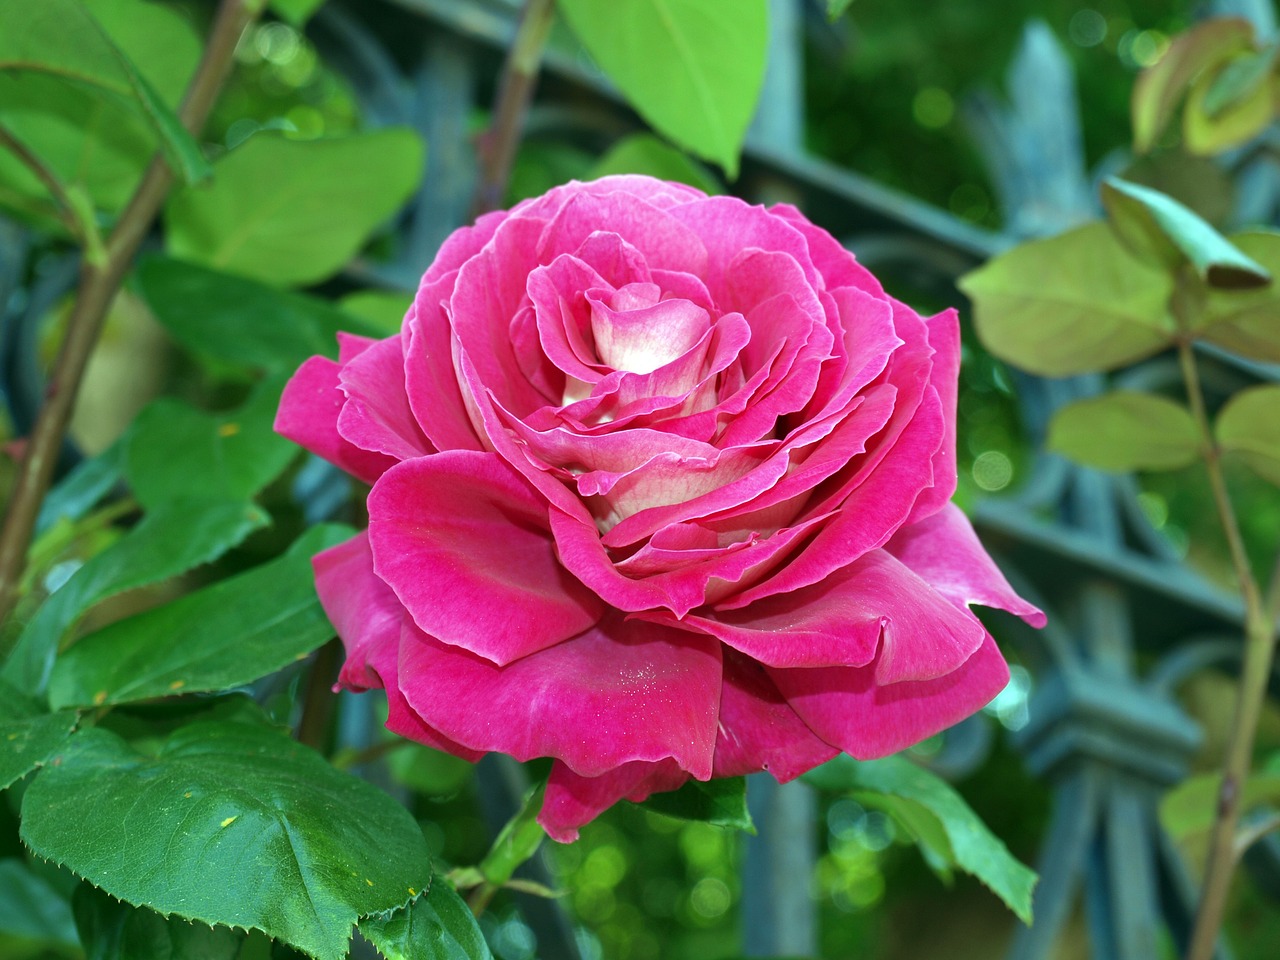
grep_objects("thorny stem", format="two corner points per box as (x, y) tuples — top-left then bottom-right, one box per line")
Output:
(1177, 332), (1278, 960)
(0, 0), (263, 643)
(469, 0), (556, 218)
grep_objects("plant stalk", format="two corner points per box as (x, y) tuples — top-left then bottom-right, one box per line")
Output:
(0, 0), (262, 639)
(470, 0), (556, 217)
(1178, 336), (1278, 960)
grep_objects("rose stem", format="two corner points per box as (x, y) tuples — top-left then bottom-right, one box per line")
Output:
(0, 0), (265, 638)
(469, 0), (556, 217)
(1177, 329), (1278, 960)
(296, 638), (342, 750)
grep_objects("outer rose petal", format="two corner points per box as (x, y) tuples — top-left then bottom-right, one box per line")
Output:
(368, 451), (604, 665)
(886, 503), (1047, 627)
(769, 633), (1011, 760)
(397, 614), (722, 779)
(905, 307), (960, 524)
(314, 533), (482, 761)
(275, 355), (397, 484)
(336, 334), (434, 461)
(540, 759), (689, 843)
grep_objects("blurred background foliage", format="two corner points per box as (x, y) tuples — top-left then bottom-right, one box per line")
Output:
(3, 1), (1280, 959)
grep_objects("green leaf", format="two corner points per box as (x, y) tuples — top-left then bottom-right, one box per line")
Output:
(123, 379), (297, 510)
(1197, 231), (1280, 361)
(137, 257), (378, 372)
(0, 0), (208, 183)
(165, 130), (425, 287)
(589, 134), (721, 193)
(20, 714), (432, 960)
(0, 859), (79, 950)
(73, 884), (243, 960)
(359, 882), (493, 960)
(958, 222), (1175, 377)
(479, 785), (545, 888)
(826, 0), (855, 20)
(805, 755), (1036, 923)
(1184, 47), (1277, 156)
(35, 441), (124, 537)
(1131, 17), (1255, 153)
(0, 680), (78, 790)
(270, 0), (328, 28)
(1047, 392), (1201, 472)
(48, 525), (353, 710)
(1101, 177), (1270, 289)
(338, 290), (413, 337)
(860, 793), (955, 880)
(638, 777), (755, 832)
(1161, 770), (1280, 842)
(3, 500), (268, 693)
(556, 0), (767, 177)
(1215, 385), (1280, 487)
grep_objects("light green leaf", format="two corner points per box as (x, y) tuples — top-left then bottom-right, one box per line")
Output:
(338, 290), (414, 337)
(20, 714), (432, 960)
(0, 859), (79, 950)
(1184, 47), (1277, 156)
(556, 0), (767, 177)
(1101, 177), (1270, 289)
(1215, 384), (1280, 486)
(805, 755), (1036, 923)
(958, 222), (1175, 377)
(1197, 231), (1280, 362)
(270, 0), (328, 27)
(165, 130), (425, 286)
(72, 884), (243, 960)
(638, 777), (755, 832)
(480, 785), (545, 888)
(35, 442), (124, 537)
(856, 793), (955, 881)
(360, 882), (492, 960)
(589, 134), (721, 193)
(3, 500), (268, 693)
(48, 525), (353, 710)
(0, 0), (207, 183)
(138, 257), (379, 372)
(123, 378), (297, 510)
(1047, 391), (1201, 472)
(826, 0), (855, 20)
(1161, 770), (1280, 842)
(0, 680), (78, 790)
(1131, 17), (1255, 153)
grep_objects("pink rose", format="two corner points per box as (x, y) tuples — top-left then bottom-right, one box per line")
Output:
(276, 176), (1044, 842)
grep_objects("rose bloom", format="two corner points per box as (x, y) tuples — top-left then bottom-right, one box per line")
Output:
(276, 176), (1044, 841)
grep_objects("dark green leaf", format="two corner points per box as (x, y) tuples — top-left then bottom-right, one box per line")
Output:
(21, 714), (432, 960)
(3, 500), (268, 693)
(1197, 231), (1280, 361)
(123, 379), (297, 510)
(1047, 391), (1200, 472)
(589, 134), (721, 193)
(0, 859), (79, 950)
(48, 525), (354, 710)
(805, 755), (1036, 923)
(359, 882), (492, 960)
(0, 0), (207, 183)
(958, 222), (1175, 377)
(270, 0), (328, 28)
(73, 884), (242, 960)
(0, 680), (78, 790)
(164, 130), (424, 286)
(35, 442), (124, 537)
(1215, 385), (1280, 486)
(137, 257), (378, 372)
(556, 0), (768, 177)
(1101, 177), (1270, 288)
(1131, 17), (1255, 153)
(1161, 770), (1280, 842)
(638, 777), (755, 832)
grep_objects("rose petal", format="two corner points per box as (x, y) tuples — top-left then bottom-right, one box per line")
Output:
(769, 633), (1010, 760)
(368, 452), (603, 665)
(887, 503), (1047, 627)
(405, 288), (485, 453)
(275, 354), (397, 484)
(337, 334), (434, 462)
(540, 758), (688, 843)
(905, 306), (960, 523)
(398, 614), (722, 778)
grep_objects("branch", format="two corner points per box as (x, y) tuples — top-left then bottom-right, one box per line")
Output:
(0, 123), (104, 261)
(0, 0), (264, 639)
